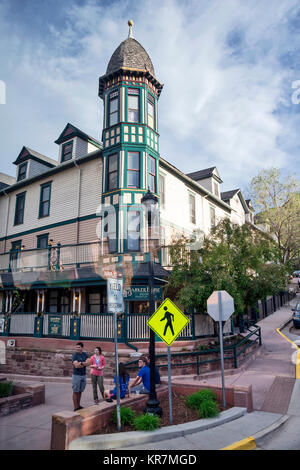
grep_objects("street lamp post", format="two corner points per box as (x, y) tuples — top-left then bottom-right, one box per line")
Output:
(141, 190), (162, 417)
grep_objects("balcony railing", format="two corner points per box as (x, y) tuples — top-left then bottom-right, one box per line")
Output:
(0, 241), (170, 273)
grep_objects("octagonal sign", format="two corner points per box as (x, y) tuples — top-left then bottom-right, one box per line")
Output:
(207, 290), (234, 322)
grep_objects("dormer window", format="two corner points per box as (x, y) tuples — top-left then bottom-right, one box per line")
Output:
(213, 182), (219, 197)
(17, 162), (28, 182)
(61, 141), (73, 162)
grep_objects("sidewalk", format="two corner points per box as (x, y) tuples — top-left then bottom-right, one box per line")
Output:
(0, 294), (299, 451)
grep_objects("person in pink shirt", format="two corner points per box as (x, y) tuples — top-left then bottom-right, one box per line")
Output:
(89, 346), (106, 404)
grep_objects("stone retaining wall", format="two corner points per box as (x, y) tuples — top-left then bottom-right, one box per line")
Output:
(0, 380), (45, 416)
(50, 382), (252, 450)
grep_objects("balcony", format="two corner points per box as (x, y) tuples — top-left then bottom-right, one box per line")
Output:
(0, 241), (171, 274)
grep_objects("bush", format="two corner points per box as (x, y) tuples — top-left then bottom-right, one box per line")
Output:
(113, 406), (136, 426)
(0, 381), (13, 398)
(197, 399), (219, 419)
(186, 389), (217, 410)
(134, 412), (160, 431)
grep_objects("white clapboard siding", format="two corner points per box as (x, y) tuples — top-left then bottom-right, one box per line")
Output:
(79, 159), (102, 218)
(3, 158), (102, 240)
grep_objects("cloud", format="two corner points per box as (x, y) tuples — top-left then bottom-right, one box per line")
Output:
(0, 0), (299, 193)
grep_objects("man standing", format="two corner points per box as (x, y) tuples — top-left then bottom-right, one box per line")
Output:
(72, 342), (90, 411)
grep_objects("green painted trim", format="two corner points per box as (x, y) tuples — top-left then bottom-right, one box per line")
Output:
(17, 162), (28, 182)
(14, 191), (26, 226)
(38, 181), (52, 219)
(1, 151), (102, 197)
(36, 233), (49, 249)
(0, 213), (99, 242)
(61, 140), (73, 163)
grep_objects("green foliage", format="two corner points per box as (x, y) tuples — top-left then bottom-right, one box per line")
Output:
(0, 381), (13, 398)
(113, 406), (136, 426)
(197, 399), (219, 419)
(134, 412), (160, 431)
(166, 218), (288, 316)
(250, 168), (300, 265)
(186, 389), (217, 410)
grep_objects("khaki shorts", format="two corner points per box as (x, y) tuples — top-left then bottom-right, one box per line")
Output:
(72, 374), (86, 393)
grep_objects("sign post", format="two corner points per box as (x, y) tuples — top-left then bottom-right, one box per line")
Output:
(107, 277), (124, 432)
(147, 298), (190, 424)
(207, 290), (234, 409)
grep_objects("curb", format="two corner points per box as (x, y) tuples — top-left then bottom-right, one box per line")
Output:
(221, 415), (290, 450)
(68, 407), (247, 450)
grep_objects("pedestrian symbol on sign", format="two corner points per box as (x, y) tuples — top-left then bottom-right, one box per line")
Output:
(147, 298), (190, 346)
(160, 307), (175, 336)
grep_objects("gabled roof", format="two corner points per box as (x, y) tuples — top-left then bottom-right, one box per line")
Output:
(13, 146), (57, 168)
(221, 189), (249, 213)
(221, 189), (240, 201)
(55, 123), (102, 148)
(0, 182), (9, 191)
(186, 167), (223, 183)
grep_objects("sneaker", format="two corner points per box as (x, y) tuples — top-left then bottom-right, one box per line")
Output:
(106, 399), (113, 403)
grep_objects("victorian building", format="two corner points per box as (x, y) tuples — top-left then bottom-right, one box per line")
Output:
(0, 23), (254, 343)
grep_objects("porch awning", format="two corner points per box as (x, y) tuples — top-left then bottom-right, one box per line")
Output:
(0, 267), (106, 290)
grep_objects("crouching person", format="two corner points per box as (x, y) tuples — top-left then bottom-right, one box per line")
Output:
(104, 363), (130, 402)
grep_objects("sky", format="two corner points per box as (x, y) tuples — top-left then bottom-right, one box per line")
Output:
(0, 0), (300, 197)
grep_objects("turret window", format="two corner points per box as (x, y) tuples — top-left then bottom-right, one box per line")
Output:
(128, 88), (139, 123)
(148, 94), (155, 129)
(109, 91), (119, 126)
(148, 156), (156, 192)
(107, 154), (118, 191)
(127, 152), (140, 188)
(127, 211), (141, 252)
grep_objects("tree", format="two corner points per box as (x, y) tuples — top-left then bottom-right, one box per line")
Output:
(249, 168), (300, 267)
(166, 219), (287, 318)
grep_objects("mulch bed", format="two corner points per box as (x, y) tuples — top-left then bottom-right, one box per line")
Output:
(99, 392), (229, 434)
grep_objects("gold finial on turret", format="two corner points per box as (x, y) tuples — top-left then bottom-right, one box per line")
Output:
(128, 19), (134, 38)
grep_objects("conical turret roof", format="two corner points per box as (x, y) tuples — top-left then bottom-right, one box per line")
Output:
(106, 37), (155, 77)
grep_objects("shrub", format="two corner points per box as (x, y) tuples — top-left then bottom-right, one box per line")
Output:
(113, 406), (136, 426)
(197, 399), (219, 419)
(186, 389), (217, 410)
(134, 412), (160, 431)
(0, 381), (13, 398)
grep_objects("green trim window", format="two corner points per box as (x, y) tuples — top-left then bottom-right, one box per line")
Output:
(148, 156), (156, 193)
(37, 233), (49, 249)
(61, 141), (73, 162)
(14, 192), (26, 225)
(10, 240), (22, 270)
(128, 88), (139, 123)
(39, 182), (51, 218)
(17, 162), (28, 182)
(148, 95), (155, 129)
(104, 211), (117, 253)
(109, 90), (119, 126)
(127, 211), (140, 252)
(127, 152), (140, 188)
(189, 194), (196, 224)
(107, 154), (118, 191)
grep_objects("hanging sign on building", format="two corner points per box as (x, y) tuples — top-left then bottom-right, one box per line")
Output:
(147, 298), (190, 346)
(48, 315), (62, 336)
(123, 286), (163, 301)
(107, 278), (124, 314)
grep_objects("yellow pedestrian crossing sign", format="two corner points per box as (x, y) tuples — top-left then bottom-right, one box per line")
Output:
(147, 298), (190, 346)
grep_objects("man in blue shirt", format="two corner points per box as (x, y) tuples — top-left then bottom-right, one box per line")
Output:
(72, 342), (90, 411)
(130, 356), (150, 394)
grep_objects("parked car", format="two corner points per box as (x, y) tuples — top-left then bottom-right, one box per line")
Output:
(293, 270), (300, 278)
(292, 303), (300, 328)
